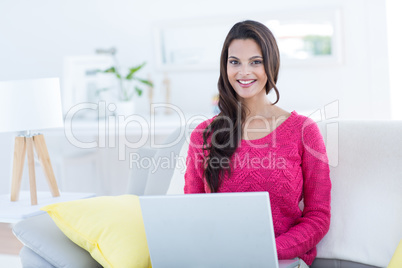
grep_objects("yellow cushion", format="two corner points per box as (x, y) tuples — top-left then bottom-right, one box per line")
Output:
(41, 195), (151, 268)
(388, 240), (402, 268)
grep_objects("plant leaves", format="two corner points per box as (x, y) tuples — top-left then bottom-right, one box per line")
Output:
(135, 86), (143, 97)
(102, 66), (122, 80)
(103, 67), (116, 73)
(99, 63), (149, 99)
(126, 62), (146, 80)
(133, 77), (153, 87)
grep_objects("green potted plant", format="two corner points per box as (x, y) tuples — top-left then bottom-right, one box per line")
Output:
(99, 62), (153, 115)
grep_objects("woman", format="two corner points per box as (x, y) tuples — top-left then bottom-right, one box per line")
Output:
(184, 20), (331, 266)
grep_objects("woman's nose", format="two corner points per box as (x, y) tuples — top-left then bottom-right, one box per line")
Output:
(239, 65), (250, 75)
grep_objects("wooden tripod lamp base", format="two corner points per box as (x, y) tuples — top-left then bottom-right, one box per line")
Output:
(10, 134), (60, 205)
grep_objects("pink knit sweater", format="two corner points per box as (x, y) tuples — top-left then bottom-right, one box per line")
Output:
(184, 111), (331, 265)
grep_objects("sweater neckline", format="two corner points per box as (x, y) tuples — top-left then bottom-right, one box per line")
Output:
(240, 110), (297, 145)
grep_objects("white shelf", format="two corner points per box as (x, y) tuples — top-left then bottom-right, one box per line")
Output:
(45, 112), (213, 137)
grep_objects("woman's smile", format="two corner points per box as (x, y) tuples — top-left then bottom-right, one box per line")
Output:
(237, 79), (257, 87)
(227, 39), (268, 101)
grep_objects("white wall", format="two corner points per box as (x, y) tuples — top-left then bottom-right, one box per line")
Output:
(0, 0), (394, 194)
(386, 0), (402, 119)
(0, 0), (391, 119)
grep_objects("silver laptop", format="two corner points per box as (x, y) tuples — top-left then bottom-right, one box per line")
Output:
(139, 192), (300, 268)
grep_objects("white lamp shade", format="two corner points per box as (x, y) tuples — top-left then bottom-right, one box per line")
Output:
(0, 78), (64, 133)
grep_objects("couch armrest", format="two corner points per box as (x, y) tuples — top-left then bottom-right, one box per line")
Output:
(13, 213), (101, 268)
(19, 246), (56, 268)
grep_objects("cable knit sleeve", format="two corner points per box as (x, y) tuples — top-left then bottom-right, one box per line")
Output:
(275, 118), (331, 265)
(184, 122), (208, 194)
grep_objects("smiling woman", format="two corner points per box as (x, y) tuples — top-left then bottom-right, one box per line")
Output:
(184, 20), (331, 267)
(227, 39), (268, 103)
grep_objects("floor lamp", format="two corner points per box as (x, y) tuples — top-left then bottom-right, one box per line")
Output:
(0, 78), (64, 205)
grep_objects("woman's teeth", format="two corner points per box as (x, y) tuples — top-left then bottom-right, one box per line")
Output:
(238, 80), (256, 85)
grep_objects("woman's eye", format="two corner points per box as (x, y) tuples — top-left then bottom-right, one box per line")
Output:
(252, 60), (262, 65)
(229, 60), (239, 65)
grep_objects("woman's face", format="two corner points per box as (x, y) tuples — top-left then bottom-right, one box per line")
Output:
(227, 39), (268, 102)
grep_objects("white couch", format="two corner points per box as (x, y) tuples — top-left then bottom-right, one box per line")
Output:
(13, 120), (402, 267)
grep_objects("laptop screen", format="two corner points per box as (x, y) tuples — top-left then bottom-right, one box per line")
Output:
(139, 192), (282, 268)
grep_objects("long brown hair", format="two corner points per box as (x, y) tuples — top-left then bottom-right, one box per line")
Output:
(203, 20), (281, 192)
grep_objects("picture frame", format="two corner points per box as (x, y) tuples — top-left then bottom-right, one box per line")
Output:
(152, 18), (232, 71)
(260, 8), (343, 67)
(153, 8), (343, 71)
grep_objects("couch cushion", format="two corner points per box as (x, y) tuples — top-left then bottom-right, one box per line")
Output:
(13, 213), (101, 268)
(143, 127), (187, 195)
(127, 147), (157, 195)
(311, 258), (380, 268)
(166, 137), (190, 195)
(388, 240), (402, 267)
(19, 246), (57, 268)
(41, 195), (151, 268)
(315, 120), (402, 267)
